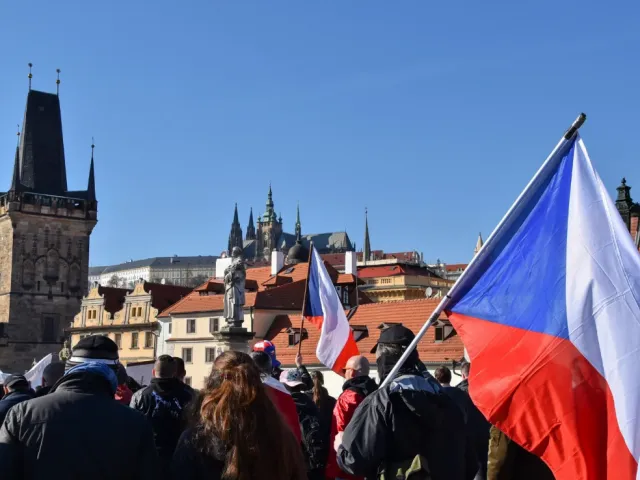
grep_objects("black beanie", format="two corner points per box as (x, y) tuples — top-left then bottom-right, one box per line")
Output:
(66, 335), (120, 371)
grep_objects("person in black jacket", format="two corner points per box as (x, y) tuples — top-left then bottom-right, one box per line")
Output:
(0, 375), (34, 424)
(131, 354), (193, 470)
(0, 335), (159, 480)
(173, 356), (197, 398)
(281, 367), (328, 480)
(34, 361), (65, 398)
(335, 325), (477, 480)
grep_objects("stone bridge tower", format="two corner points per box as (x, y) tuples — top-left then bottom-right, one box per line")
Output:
(0, 86), (97, 372)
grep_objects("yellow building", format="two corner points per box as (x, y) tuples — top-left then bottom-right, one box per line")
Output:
(358, 263), (454, 303)
(69, 280), (191, 364)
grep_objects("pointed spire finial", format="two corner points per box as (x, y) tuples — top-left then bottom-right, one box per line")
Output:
(363, 207), (371, 263)
(28, 63), (33, 90)
(87, 138), (96, 202)
(474, 232), (484, 256)
(56, 69), (61, 96)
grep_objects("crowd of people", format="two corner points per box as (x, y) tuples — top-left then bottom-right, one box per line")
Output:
(0, 327), (555, 479)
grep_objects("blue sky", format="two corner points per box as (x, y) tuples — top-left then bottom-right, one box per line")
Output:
(1, 1), (639, 266)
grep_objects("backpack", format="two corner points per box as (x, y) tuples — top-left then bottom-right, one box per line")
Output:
(379, 454), (431, 480)
(293, 392), (327, 472)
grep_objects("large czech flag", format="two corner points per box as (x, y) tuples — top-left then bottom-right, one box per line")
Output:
(304, 247), (359, 374)
(447, 135), (640, 479)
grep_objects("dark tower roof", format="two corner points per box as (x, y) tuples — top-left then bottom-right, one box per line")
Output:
(9, 142), (23, 193)
(295, 203), (302, 240)
(19, 90), (68, 195)
(363, 208), (371, 262)
(228, 203), (243, 253)
(263, 184), (277, 222)
(87, 144), (96, 201)
(246, 207), (256, 241)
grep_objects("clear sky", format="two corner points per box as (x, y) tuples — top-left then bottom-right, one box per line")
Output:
(1, 1), (639, 267)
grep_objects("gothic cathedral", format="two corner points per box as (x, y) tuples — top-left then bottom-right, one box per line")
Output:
(0, 87), (97, 372)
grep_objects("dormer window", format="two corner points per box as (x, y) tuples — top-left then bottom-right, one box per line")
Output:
(351, 325), (369, 342)
(287, 327), (308, 346)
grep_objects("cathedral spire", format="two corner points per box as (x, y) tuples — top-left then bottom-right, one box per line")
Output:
(474, 232), (483, 256)
(363, 208), (371, 263)
(87, 140), (96, 202)
(228, 203), (243, 253)
(246, 207), (256, 241)
(264, 183), (276, 221)
(295, 203), (302, 241)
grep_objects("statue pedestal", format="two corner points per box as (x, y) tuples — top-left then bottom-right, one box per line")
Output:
(212, 328), (255, 354)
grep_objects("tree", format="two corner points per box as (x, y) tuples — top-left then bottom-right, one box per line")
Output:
(107, 275), (121, 287)
(187, 274), (208, 288)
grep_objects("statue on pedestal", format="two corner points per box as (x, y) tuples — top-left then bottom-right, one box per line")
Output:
(58, 340), (71, 362)
(223, 247), (246, 329)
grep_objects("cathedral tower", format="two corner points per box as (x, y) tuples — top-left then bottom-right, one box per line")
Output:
(245, 207), (256, 241)
(255, 185), (282, 259)
(228, 203), (243, 253)
(0, 82), (98, 372)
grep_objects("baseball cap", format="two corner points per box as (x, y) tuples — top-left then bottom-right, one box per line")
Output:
(4, 374), (29, 389)
(279, 369), (304, 388)
(253, 340), (281, 369)
(370, 324), (415, 354)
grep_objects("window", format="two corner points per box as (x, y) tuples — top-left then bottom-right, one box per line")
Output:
(209, 317), (219, 333)
(145, 332), (153, 348)
(287, 328), (308, 347)
(182, 348), (193, 363)
(434, 326), (444, 343)
(37, 281), (41, 292)
(187, 319), (196, 334)
(131, 332), (139, 348)
(137, 306), (142, 317)
(114, 333), (122, 348)
(60, 282), (65, 293)
(168, 322), (172, 334)
(351, 325), (369, 342)
(131, 306), (137, 317)
(184, 377), (192, 386)
(205, 347), (217, 363)
(43, 317), (57, 342)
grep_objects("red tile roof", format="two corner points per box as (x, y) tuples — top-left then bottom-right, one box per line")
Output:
(264, 298), (464, 367)
(358, 264), (444, 279)
(158, 291), (258, 317)
(445, 263), (468, 272)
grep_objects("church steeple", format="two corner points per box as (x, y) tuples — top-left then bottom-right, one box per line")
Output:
(246, 207), (256, 241)
(616, 178), (634, 229)
(9, 132), (23, 193)
(363, 208), (371, 263)
(474, 232), (484, 256)
(228, 203), (243, 253)
(264, 184), (276, 222)
(295, 203), (302, 240)
(87, 141), (96, 202)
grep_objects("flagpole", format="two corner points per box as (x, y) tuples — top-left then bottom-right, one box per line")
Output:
(297, 242), (314, 356)
(378, 113), (587, 389)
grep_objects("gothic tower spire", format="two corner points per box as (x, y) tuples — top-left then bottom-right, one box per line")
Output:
(246, 207), (256, 241)
(87, 141), (96, 202)
(264, 184), (276, 222)
(295, 202), (302, 241)
(474, 232), (484, 256)
(228, 203), (243, 253)
(616, 178), (634, 229)
(9, 131), (22, 193)
(363, 208), (371, 263)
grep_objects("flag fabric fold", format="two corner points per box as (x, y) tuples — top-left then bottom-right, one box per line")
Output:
(447, 135), (639, 480)
(304, 247), (359, 374)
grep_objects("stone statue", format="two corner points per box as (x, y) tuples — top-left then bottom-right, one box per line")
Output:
(223, 246), (246, 329)
(59, 340), (71, 362)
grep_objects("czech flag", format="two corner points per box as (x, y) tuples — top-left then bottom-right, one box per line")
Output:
(447, 135), (640, 479)
(304, 247), (359, 374)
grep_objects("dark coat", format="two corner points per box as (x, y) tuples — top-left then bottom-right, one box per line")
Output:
(0, 370), (159, 480)
(130, 377), (193, 466)
(0, 390), (34, 425)
(171, 427), (225, 480)
(337, 374), (478, 480)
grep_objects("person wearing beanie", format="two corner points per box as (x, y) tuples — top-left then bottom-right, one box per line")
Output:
(0, 335), (159, 479)
(115, 363), (133, 405)
(0, 375), (34, 424)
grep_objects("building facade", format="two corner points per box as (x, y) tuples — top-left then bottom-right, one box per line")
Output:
(358, 263), (453, 302)
(0, 86), (97, 372)
(89, 255), (218, 289)
(69, 280), (191, 364)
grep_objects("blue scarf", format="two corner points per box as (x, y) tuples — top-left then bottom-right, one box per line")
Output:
(64, 362), (118, 393)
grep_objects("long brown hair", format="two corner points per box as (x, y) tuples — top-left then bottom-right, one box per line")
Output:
(198, 351), (306, 480)
(311, 370), (329, 410)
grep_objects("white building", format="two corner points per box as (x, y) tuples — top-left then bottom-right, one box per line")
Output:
(89, 255), (218, 289)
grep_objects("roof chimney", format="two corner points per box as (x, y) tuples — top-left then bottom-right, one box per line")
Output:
(271, 250), (284, 275)
(345, 251), (357, 276)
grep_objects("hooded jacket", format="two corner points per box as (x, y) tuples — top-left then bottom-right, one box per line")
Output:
(0, 367), (159, 480)
(337, 372), (477, 480)
(326, 375), (378, 479)
(130, 377), (193, 463)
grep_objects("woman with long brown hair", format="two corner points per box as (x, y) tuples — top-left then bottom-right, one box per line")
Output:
(171, 351), (307, 480)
